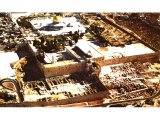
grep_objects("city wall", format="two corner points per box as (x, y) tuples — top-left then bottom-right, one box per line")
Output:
(43, 52), (159, 78)
(98, 52), (159, 66)
(44, 61), (86, 77)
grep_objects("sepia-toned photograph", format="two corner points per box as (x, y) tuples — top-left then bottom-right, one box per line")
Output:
(0, 12), (160, 107)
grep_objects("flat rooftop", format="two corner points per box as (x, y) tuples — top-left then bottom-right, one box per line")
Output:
(76, 40), (104, 58)
(87, 40), (155, 60)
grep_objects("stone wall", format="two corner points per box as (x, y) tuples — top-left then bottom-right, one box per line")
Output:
(44, 62), (86, 77)
(98, 52), (159, 66)
(43, 52), (159, 77)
